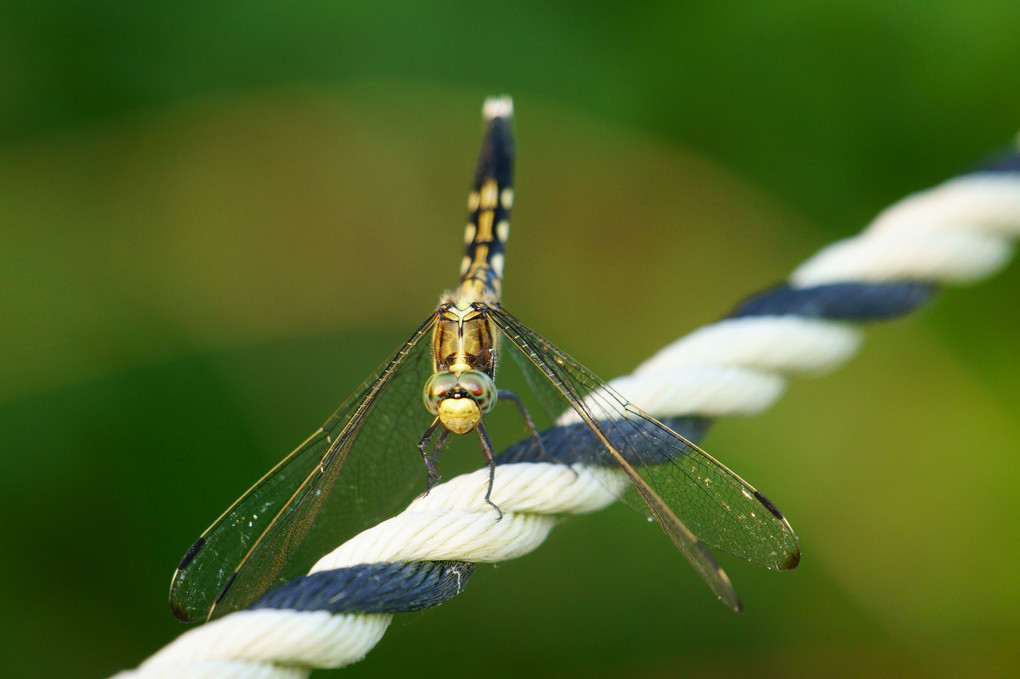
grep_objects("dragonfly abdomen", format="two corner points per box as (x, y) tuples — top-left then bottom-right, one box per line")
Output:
(457, 96), (515, 304)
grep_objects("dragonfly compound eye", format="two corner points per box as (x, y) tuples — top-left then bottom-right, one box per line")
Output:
(423, 372), (459, 415)
(458, 370), (497, 413)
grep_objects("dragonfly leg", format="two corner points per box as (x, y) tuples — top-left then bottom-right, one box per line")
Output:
(474, 420), (504, 520)
(426, 428), (450, 492)
(497, 389), (574, 474)
(417, 417), (445, 491)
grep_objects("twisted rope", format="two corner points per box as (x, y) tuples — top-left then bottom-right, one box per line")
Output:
(116, 138), (1020, 678)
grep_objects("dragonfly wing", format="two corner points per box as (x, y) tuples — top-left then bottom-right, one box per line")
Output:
(489, 306), (799, 609)
(169, 313), (440, 622)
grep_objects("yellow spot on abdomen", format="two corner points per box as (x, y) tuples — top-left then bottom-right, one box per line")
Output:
(491, 253), (505, 277)
(477, 209), (494, 240)
(480, 179), (499, 209)
(496, 220), (510, 243)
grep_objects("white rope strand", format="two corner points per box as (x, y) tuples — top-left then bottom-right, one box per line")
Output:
(116, 144), (1020, 678)
(792, 174), (1020, 286)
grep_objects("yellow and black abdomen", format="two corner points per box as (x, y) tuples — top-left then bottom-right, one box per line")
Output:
(457, 96), (515, 304)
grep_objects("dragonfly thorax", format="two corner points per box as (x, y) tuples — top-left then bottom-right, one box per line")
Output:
(432, 301), (498, 373)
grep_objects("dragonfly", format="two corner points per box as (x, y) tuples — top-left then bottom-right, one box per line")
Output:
(169, 96), (800, 623)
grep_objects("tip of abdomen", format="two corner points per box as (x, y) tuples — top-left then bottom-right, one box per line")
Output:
(483, 96), (514, 121)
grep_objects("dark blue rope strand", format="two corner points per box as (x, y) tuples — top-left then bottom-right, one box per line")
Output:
(249, 561), (473, 614)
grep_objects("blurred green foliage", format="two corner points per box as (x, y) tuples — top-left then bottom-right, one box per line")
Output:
(1, 2), (1019, 678)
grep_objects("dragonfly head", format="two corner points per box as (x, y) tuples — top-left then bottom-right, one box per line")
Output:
(424, 369), (497, 434)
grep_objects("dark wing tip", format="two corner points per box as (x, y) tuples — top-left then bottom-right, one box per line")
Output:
(752, 491), (801, 569)
(753, 490), (785, 520)
(781, 547), (802, 571)
(169, 598), (198, 623)
(717, 586), (743, 614)
(721, 585), (744, 613)
(169, 537), (208, 622)
(176, 537), (206, 571)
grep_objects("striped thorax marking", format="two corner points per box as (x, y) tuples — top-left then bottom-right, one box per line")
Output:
(432, 302), (498, 376)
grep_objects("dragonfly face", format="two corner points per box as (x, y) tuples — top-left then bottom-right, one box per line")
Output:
(168, 96), (799, 624)
(422, 368), (497, 433)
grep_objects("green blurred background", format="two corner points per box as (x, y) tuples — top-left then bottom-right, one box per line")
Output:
(2, 2), (1019, 677)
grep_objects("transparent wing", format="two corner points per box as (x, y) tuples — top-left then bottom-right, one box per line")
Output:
(490, 306), (799, 611)
(169, 313), (440, 622)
